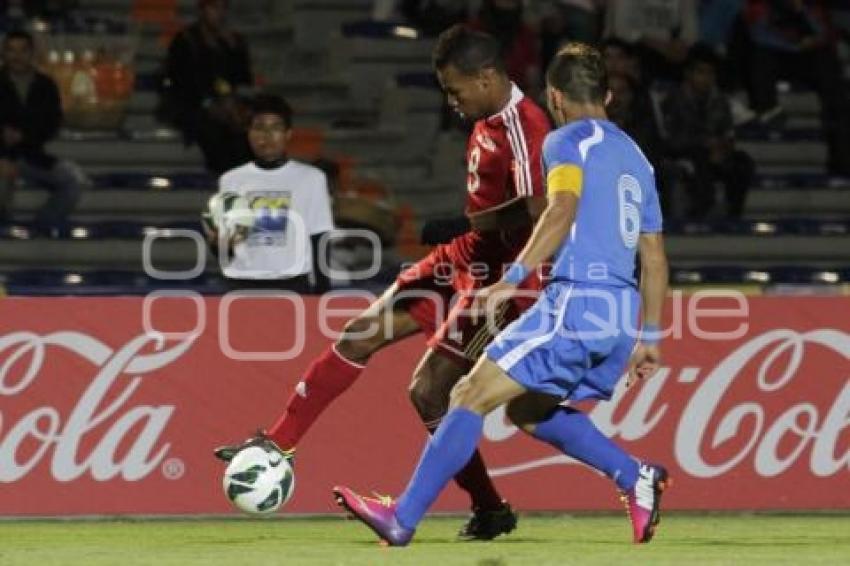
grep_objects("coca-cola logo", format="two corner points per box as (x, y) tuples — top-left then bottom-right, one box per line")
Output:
(0, 332), (196, 482)
(484, 329), (850, 479)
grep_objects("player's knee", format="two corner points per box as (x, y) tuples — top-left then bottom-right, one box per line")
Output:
(335, 334), (374, 363)
(336, 316), (384, 361)
(448, 376), (490, 415)
(506, 394), (560, 434)
(505, 398), (540, 434)
(448, 376), (471, 408)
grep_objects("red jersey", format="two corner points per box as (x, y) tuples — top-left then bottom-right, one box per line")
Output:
(395, 86), (549, 356)
(465, 84), (549, 214)
(445, 84), (549, 264)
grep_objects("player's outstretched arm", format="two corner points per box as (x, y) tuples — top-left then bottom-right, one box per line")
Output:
(628, 232), (669, 385)
(470, 192), (577, 319)
(508, 191), (577, 274)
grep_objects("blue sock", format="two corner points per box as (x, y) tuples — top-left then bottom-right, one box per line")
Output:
(531, 407), (639, 491)
(396, 408), (483, 530)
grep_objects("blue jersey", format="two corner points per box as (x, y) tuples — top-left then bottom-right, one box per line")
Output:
(542, 119), (662, 287)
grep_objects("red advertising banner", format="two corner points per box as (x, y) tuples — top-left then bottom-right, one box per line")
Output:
(0, 294), (847, 516)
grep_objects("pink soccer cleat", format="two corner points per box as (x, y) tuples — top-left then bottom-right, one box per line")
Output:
(333, 486), (414, 546)
(620, 463), (671, 544)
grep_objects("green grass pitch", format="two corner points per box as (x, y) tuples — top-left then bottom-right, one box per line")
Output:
(2, 514), (849, 565)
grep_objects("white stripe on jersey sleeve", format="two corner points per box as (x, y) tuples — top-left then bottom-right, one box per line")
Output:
(503, 110), (528, 196)
(509, 106), (534, 196)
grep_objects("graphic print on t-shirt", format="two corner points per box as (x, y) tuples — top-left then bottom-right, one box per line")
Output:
(244, 190), (293, 247)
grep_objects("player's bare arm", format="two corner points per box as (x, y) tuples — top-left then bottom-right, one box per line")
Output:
(627, 232), (669, 386)
(466, 195), (548, 231)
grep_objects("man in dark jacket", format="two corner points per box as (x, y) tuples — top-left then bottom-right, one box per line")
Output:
(662, 44), (754, 219)
(161, 0), (254, 175)
(0, 29), (86, 230)
(746, 0), (850, 178)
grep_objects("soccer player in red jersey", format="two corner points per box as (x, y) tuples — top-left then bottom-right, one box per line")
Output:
(215, 25), (551, 539)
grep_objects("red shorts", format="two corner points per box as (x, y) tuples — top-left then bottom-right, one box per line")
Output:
(394, 233), (540, 368)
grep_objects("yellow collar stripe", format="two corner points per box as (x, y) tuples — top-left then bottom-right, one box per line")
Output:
(546, 164), (583, 197)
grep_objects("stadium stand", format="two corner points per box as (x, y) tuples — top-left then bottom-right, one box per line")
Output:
(0, 0), (846, 294)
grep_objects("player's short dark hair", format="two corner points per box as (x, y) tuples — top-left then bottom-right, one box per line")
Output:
(685, 43), (720, 71)
(546, 42), (608, 104)
(432, 24), (505, 75)
(3, 30), (34, 48)
(251, 94), (293, 129)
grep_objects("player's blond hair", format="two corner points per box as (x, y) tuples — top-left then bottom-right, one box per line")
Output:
(546, 42), (607, 104)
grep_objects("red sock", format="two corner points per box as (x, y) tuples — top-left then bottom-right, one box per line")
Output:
(267, 345), (365, 451)
(427, 423), (503, 511)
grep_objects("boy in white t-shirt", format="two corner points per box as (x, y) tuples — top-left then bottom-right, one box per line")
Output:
(208, 94), (334, 293)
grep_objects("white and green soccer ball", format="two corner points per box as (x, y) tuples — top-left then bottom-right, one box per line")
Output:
(202, 191), (255, 236)
(222, 446), (295, 515)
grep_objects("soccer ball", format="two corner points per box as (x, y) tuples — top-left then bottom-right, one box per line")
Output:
(202, 191), (255, 235)
(222, 446), (295, 515)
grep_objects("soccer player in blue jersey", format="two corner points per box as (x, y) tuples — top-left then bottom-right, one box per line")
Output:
(334, 42), (670, 546)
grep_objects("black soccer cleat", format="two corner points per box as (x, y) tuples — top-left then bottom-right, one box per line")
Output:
(457, 500), (518, 541)
(213, 430), (292, 463)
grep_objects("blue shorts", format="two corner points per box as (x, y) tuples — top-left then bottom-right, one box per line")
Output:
(485, 281), (639, 401)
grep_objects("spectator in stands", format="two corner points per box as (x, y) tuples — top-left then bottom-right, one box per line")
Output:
(608, 73), (665, 170)
(607, 70), (677, 214)
(0, 30), (86, 231)
(827, 0), (850, 43)
(540, 1), (605, 75)
(601, 37), (646, 88)
(745, 0), (850, 179)
(698, 0), (751, 92)
(160, 0), (253, 176)
(206, 94), (334, 294)
(662, 44), (755, 219)
(469, 0), (541, 94)
(700, 0), (746, 47)
(604, 0), (700, 83)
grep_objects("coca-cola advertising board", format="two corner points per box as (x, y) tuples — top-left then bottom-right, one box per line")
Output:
(0, 294), (847, 516)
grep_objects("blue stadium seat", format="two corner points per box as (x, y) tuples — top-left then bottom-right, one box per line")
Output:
(92, 172), (214, 191)
(395, 72), (439, 90)
(669, 266), (849, 285)
(134, 72), (160, 93)
(3, 269), (228, 296)
(341, 20), (419, 39)
(2, 265), (845, 295)
(664, 218), (850, 236)
(737, 125), (823, 143)
(754, 173), (836, 188)
(0, 221), (202, 240)
(0, 218), (846, 242)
